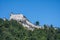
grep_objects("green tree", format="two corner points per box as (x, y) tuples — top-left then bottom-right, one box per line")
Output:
(35, 21), (40, 26)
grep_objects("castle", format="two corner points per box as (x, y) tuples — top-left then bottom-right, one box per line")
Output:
(10, 13), (42, 30)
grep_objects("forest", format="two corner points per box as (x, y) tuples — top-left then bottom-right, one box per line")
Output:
(0, 18), (60, 40)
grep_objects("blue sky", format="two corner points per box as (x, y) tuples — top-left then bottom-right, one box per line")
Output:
(0, 0), (60, 27)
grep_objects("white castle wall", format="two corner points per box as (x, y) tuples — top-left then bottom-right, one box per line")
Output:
(10, 14), (26, 21)
(10, 14), (41, 30)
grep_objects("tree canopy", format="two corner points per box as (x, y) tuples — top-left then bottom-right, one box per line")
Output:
(0, 18), (60, 40)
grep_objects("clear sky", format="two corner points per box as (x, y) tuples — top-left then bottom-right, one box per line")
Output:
(0, 0), (60, 27)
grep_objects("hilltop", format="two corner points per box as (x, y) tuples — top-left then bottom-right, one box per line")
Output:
(0, 14), (60, 40)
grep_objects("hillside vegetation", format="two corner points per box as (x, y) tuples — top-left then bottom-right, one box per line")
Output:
(0, 18), (60, 40)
